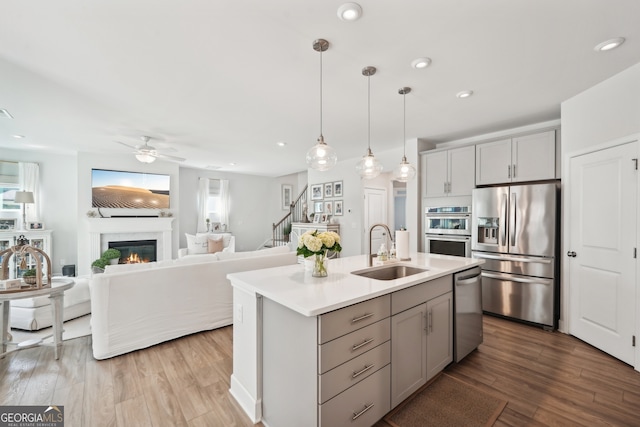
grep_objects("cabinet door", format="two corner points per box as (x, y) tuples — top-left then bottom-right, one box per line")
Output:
(426, 292), (453, 381)
(448, 146), (476, 196)
(424, 151), (449, 197)
(475, 138), (512, 185)
(512, 130), (556, 182)
(391, 303), (427, 408)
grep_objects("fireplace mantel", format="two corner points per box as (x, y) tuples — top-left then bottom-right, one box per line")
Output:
(87, 217), (174, 262)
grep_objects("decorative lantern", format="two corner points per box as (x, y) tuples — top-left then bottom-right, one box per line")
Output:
(0, 236), (52, 291)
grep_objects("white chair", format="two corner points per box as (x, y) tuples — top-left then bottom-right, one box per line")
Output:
(178, 233), (235, 258)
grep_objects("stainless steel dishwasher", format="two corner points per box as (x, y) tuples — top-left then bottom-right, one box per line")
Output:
(454, 266), (483, 362)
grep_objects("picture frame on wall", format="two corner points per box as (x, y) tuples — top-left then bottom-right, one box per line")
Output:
(323, 201), (333, 217)
(281, 184), (293, 210)
(0, 218), (17, 230)
(313, 212), (322, 223)
(320, 213), (329, 223)
(333, 181), (343, 197)
(311, 184), (323, 200)
(314, 201), (323, 213)
(334, 200), (343, 216)
(27, 221), (45, 230)
(324, 182), (333, 198)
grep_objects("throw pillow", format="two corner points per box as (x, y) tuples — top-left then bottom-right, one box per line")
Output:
(207, 236), (224, 254)
(185, 233), (208, 255)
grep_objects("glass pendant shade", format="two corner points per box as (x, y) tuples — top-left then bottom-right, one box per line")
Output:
(356, 148), (383, 179)
(135, 153), (156, 163)
(306, 135), (337, 171)
(393, 156), (416, 182)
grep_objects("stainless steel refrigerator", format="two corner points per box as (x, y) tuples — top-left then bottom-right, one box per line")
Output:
(471, 182), (559, 329)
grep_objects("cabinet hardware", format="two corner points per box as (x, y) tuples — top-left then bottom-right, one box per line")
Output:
(352, 364), (375, 378)
(633, 158), (638, 170)
(507, 165), (511, 178)
(567, 251), (577, 257)
(635, 248), (637, 259)
(633, 335), (636, 347)
(444, 182), (447, 193)
(428, 310), (433, 333)
(352, 338), (374, 351)
(351, 313), (374, 323)
(513, 164), (516, 178)
(352, 403), (375, 420)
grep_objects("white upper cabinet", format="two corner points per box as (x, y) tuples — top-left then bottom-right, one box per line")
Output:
(475, 130), (556, 185)
(423, 145), (475, 197)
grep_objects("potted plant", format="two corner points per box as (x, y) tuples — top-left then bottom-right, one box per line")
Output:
(102, 248), (121, 265)
(22, 268), (38, 285)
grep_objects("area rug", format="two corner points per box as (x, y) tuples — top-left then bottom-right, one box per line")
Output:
(9, 314), (91, 345)
(384, 373), (507, 427)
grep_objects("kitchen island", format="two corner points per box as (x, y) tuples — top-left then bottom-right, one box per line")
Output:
(228, 252), (482, 427)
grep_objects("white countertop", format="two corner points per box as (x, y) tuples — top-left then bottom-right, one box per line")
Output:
(228, 253), (482, 317)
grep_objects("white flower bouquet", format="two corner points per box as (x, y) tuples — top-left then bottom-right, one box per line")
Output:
(297, 230), (342, 258)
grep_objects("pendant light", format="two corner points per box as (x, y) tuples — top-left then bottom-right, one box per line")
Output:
(306, 39), (337, 171)
(392, 87), (416, 182)
(355, 66), (382, 179)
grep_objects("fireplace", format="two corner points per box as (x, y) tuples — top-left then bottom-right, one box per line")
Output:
(109, 240), (157, 264)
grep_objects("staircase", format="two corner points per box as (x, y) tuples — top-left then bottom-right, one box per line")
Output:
(263, 185), (308, 249)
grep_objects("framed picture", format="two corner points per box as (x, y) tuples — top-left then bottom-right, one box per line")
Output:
(320, 213), (329, 223)
(334, 200), (344, 216)
(27, 221), (44, 230)
(0, 218), (17, 230)
(323, 201), (333, 216)
(324, 182), (333, 198)
(333, 181), (343, 197)
(281, 184), (293, 210)
(311, 184), (323, 200)
(314, 201), (323, 213)
(313, 212), (322, 223)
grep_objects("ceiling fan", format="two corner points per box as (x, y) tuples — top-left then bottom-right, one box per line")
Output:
(115, 136), (186, 163)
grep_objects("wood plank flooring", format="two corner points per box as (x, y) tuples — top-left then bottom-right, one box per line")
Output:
(2, 315), (639, 426)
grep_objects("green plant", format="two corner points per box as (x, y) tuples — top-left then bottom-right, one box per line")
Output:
(91, 258), (109, 269)
(22, 268), (37, 277)
(102, 248), (121, 260)
(283, 223), (292, 236)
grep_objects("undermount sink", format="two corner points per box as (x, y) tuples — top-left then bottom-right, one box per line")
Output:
(351, 265), (428, 281)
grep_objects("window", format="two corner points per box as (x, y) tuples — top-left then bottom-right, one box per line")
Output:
(0, 161), (20, 211)
(206, 179), (222, 223)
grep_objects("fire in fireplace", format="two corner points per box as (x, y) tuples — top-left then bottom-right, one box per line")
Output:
(108, 240), (157, 264)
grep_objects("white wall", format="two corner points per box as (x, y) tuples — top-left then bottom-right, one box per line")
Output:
(1, 148), (78, 275)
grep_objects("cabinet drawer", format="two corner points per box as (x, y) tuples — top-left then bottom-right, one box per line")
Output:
(319, 364), (390, 427)
(318, 294), (390, 344)
(319, 341), (390, 404)
(318, 318), (390, 374)
(392, 275), (452, 315)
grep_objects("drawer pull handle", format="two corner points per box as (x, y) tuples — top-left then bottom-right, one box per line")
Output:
(351, 313), (374, 323)
(352, 403), (375, 420)
(352, 364), (375, 379)
(352, 338), (374, 351)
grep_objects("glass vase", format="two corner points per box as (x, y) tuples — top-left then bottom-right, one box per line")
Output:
(312, 252), (328, 277)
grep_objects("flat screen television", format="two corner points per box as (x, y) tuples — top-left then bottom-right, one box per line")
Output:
(91, 169), (171, 209)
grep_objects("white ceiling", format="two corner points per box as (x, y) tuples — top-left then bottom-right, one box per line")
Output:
(1, 0), (639, 177)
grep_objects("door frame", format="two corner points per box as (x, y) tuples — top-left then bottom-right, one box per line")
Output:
(562, 132), (640, 371)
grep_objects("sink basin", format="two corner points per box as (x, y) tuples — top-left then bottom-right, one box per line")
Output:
(351, 265), (428, 281)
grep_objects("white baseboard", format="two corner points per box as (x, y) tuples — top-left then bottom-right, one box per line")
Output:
(229, 374), (262, 423)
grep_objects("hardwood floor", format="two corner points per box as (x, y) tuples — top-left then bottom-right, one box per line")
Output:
(2, 316), (639, 426)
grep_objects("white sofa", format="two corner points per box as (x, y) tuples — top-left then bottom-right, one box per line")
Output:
(10, 277), (91, 330)
(89, 245), (297, 359)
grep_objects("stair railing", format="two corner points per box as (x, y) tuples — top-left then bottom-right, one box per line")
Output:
(272, 184), (308, 247)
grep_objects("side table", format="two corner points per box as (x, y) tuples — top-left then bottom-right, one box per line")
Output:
(1, 278), (75, 359)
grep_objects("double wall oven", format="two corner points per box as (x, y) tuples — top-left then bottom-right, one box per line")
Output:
(424, 204), (472, 258)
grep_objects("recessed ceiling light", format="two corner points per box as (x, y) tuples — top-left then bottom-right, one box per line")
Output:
(456, 90), (474, 99)
(337, 3), (362, 21)
(276, 141), (287, 147)
(13, 135), (25, 139)
(594, 37), (625, 52)
(411, 57), (432, 69)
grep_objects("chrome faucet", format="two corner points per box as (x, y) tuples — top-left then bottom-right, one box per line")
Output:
(368, 223), (393, 266)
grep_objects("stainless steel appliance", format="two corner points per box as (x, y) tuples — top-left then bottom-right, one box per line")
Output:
(472, 182), (559, 329)
(454, 266), (483, 362)
(425, 203), (472, 257)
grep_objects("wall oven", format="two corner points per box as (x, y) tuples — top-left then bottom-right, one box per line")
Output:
(425, 205), (472, 257)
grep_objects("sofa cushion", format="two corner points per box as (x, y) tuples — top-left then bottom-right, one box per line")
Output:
(215, 245), (290, 261)
(208, 236), (224, 254)
(186, 233), (209, 255)
(174, 254), (219, 265)
(10, 277), (91, 308)
(104, 262), (155, 274)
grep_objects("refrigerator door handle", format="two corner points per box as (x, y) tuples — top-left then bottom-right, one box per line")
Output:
(482, 272), (553, 285)
(500, 194), (507, 246)
(473, 252), (552, 264)
(509, 192), (517, 247)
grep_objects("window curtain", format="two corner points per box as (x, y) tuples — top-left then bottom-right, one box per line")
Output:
(197, 177), (209, 233)
(19, 162), (40, 222)
(219, 179), (230, 229)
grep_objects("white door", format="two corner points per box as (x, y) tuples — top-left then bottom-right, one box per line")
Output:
(568, 141), (637, 365)
(364, 187), (388, 255)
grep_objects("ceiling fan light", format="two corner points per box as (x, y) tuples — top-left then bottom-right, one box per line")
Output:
(135, 153), (156, 163)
